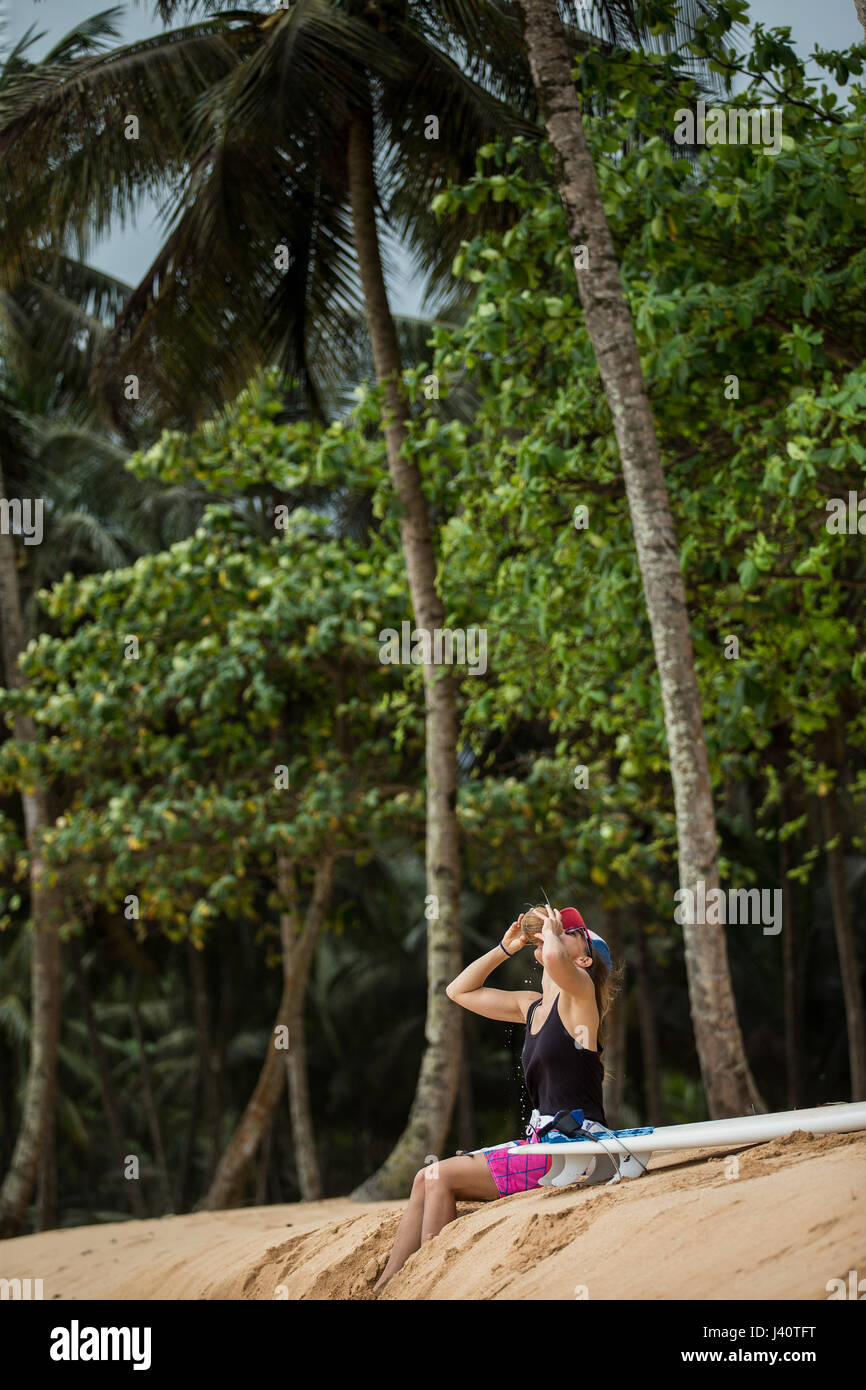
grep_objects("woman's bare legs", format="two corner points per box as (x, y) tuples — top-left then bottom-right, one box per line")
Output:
(373, 1154), (499, 1293)
(372, 1168), (427, 1292)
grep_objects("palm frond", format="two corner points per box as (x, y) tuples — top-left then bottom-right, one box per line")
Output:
(379, 22), (540, 300)
(0, 16), (260, 268)
(558, 0), (747, 77)
(40, 7), (127, 67)
(0, 270), (131, 420)
(428, 0), (537, 105)
(88, 16), (369, 428)
(38, 510), (132, 574)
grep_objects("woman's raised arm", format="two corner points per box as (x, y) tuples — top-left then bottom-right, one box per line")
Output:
(445, 917), (541, 1023)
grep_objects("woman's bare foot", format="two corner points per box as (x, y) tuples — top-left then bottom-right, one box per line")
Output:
(372, 1263), (396, 1295)
(371, 1252), (392, 1295)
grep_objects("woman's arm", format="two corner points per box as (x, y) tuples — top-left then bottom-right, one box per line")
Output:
(445, 917), (541, 1023)
(537, 908), (599, 1047)
(538, 909), (595, 1004)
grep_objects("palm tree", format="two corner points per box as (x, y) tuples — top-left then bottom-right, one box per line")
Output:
(0, 464), (65, 1236)
(514, 0), (763, 1114)
(0, 16), (228, 1229)
(856, 2), (866, 41)
(0, 25), (139, 1233)
(0, 0), (539, 1198)
(0, 266), (207, 1233)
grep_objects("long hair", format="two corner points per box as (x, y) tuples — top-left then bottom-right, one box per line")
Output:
(521, 906), (624, 1050)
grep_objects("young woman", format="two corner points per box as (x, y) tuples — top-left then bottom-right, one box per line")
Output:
(373, 903), (620, 1294)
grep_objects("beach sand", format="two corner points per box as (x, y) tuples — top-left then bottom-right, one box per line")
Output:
(2, 1129), (864, 1300)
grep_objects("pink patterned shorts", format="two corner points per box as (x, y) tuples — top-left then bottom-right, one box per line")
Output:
(480, 1131), (552, 1196)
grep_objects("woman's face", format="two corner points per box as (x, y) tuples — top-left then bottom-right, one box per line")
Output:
(531, 927), (592, 972)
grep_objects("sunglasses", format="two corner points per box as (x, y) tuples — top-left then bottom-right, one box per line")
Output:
(563, 923), (595, 964)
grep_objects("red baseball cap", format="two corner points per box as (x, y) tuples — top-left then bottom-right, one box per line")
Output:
(559, 907), (586, 931)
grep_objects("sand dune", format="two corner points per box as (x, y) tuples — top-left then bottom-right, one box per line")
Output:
(2, 1130), (864, 1300)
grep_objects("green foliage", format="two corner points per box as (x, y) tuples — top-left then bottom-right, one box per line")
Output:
(0, 391), (422, 941)
(422, 49), (866, 898)
(3, 5), (866, 1226)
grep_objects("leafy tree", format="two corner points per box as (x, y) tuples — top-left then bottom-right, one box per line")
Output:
(0, 0), (538, 1198)
(508, 0), (767, 1114)
(415, 16), (866, 1105)
(0, 451), (425, 1207)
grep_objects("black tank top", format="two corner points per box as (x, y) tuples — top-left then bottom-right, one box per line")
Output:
(522, 993), (607, 1124)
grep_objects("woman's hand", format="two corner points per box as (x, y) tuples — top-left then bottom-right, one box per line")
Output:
(500, 915), (528, 955)
(538, 906), (564, 943)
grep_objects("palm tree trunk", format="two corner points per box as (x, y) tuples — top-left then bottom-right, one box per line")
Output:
(856, 1), (866, 40)
(516, 0), (762, 1118)
(36, 1112), (57, 1232)
(278, 853), (322, 1201)
(202, 848), (335, 1210)
(0, 464), (64, 1238)
(346, 105), (463, 1197)
(284, 992), (320, 1199)
(255, 1113), (274, 1206)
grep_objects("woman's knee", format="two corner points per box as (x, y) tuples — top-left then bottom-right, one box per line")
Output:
(419, 1157), (461, 1194)
(411, 1162), (451, 1201)
(412, 1155), (478, 1198)
(434, 1153), (497, 1201)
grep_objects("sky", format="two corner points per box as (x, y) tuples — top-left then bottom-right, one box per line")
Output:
(4, 0), (864, 314)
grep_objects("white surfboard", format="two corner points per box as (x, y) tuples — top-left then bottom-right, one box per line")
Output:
(509, 1101), (866, 1187)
